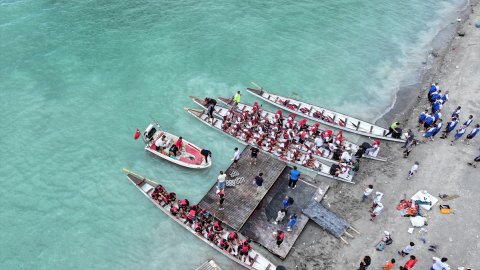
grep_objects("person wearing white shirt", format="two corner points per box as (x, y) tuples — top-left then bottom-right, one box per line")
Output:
(217, 171), (227, 191)
(231, 147), (241, 167)
(362, 185), (373, 202)
(430, 257), (450, 270)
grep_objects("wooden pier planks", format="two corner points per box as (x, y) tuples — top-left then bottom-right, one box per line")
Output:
(198, 146), (286, 231)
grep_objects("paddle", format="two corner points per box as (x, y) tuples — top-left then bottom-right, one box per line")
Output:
(250, 82), (262, 90)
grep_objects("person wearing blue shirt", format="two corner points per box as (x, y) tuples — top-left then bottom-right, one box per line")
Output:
(441, 118), (459, 139)
(424, 115), (435, 131)
(463, 115), (474, 127)
(465, 124), (480, 145)
(427, 83), (438, 99)
(287, 214), (298, 232)
(288, 166), (301, 189)
(417, 110), (429, 128)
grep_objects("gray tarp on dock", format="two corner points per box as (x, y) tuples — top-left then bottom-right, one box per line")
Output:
(302, 201), (349, 238)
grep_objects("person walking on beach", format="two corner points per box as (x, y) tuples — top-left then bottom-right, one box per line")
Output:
(231, 147), (240, 167)
(428, 82), (439, 99)
(382, 259), (395, 270)
(371, 191), (384, 211)
(250, 146), (259, 165)
(430, 257), (450, 270)
(451, 106), (461, 119)
(217, 171), (227, 191)
(287, 214), (298, 231)
(370, 202), (383, 222)
(417, 110), (429, 130)
(273, 209), (286, 224)
(441, 117), (459, 139)
(398, 242), (415, 257)
(451, 125), (467, 146)
(432, 119), (443, 139)
(218, 189), (225, 210)
(403, 139), (417, 158)
(402, 129), (415, 148)
(288, 166), (301, 189)
(467, 155), (480, 168)
(362, 184), (374, 202)
(423, 114), (435, 131)
(254, 173), (264, 195)
(463, 114), (474, 127)
(464, 124), (480, 145)
(357, 255), (371, 270)
(407, 162), (419, 180)
(384, 121), (401, 138)
(400, 255), (417, 270)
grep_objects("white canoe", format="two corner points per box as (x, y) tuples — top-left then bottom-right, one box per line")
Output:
(214, 97), (386, 162)
(123, 169), (276, 270)
(184, 107), (355, 184)
(142, 123), (212, 169)
(246, 82), (407, 143)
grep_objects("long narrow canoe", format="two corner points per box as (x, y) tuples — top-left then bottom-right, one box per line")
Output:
(215, 97), (386, 162)
(123, 169), (276, 270)
(246, 82), (406, 143)
(184, 107), (354, 184)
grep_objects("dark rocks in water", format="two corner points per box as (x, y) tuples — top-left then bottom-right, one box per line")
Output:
(457, 31), (466, 36)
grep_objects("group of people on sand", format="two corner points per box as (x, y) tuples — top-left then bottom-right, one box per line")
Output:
(208, 95), (379, 178)
(417, 83), (479, 146)
(149, 183), (256, 264)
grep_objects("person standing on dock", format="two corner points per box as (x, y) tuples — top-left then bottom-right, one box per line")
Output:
(288, 166), (301, 189)
(275, 230), (285, 248)
(384, 122), (401, 138)
(218, 190), (225, 210)
(232, 91), (241, 104)
(217, 171), (226, 191)
(231, 147), (240, 168)
(254, 173), (264, 195)
(287, 214), (298, 232)
(273, 209), (286, 224)
(250, 146), (259, 165)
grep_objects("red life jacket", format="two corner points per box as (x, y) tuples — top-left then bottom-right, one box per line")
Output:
(179, 199), (188, 207)
(134, 129), (141, 140)
(228, 232), (237, 240)
(278, 231), (285, 240)
(241, 244), (250, 253)
(188, 209), (196, 219)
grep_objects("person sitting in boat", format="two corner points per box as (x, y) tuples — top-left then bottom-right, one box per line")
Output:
(206, 227), (216, 242)
(329, 162), (342, 177)
(151, 185), (166, 200)
(334, 131), (345, 145)
(227, 231), (240, 245)
(193, 221), (203, 235)
(169, 205), (179, 217)
(154, 135), (168, 152)
(299, 130), (309, 144)
(161, 192), (176, 206)
(341, 150), (352, 163)
(273, 146), (283, 157)
(174, 137), (183, 151)
(213, 220), (224, 234)
(298, 119), (307, 130)
(309, 123), (320, 137)
(365, 139), (380, 157)
(178, 198), (189, 211)
(321, 129), (333, 143)
(218, 238), (232, 253)
(169, 144), (179, 157)
(238, 238), (253, 263)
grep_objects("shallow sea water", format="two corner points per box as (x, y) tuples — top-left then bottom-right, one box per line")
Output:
(0, 0), (465, 269)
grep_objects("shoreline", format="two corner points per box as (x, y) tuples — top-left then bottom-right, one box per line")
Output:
(278, 0), (480, 269)
(377, 0), (474, 127)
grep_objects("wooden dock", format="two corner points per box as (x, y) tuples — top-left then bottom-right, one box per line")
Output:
(198, 146), (286, 231)
(196, 260), (222, 270)
(240, 169), (328, 259)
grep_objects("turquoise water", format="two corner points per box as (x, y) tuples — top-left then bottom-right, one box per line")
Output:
(0, 0), (465, 269)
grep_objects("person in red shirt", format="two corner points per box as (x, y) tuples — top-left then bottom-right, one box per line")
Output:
(383, 258), (395, 270)
(402, 255), (417, 269)
(175, 137), (183, 150)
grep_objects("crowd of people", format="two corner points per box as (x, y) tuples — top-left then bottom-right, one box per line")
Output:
(149, 183), (256, 264)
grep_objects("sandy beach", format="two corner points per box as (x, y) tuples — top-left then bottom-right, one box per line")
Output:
(277, 0), (480, 269)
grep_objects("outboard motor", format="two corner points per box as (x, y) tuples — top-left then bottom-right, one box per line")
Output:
(143, 124), (156, 143)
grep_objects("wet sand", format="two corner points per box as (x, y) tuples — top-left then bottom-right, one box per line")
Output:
(278, 0), (480, 269)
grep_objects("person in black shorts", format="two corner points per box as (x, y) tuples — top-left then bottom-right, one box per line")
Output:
(250, 146), (259, 165)
(200, 149), (212, 163)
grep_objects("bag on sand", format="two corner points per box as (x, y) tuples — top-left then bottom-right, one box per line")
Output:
(375, 241), (385, 251)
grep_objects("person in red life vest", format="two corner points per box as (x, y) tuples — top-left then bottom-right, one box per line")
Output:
(218, 238), (232, 253)
(169, 205), (179, 217)
(227, 231), (241, 245)
(335, 131), (345, 144)
(161, 192), (176, 206)
(193, 221), (203, 235)
(275, 230), (285, 247)
(322, 129), (333, 143)
(151, 184), (165, 201)
(178, 198), (189, 211)
(218, 190), (225, 210)
(183, 207), (197, 225)
(213, 220), (224, 234)
(309, 123), (320, 137)
(207, 229), (216, 242)
(174, 136), (183, 150)
(401, 255), (418, 269)
(134, 128), (141, 140)
(299, 130), (309, 144)
(238, 238), (253, 263)
(298, 118), (307, 129)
